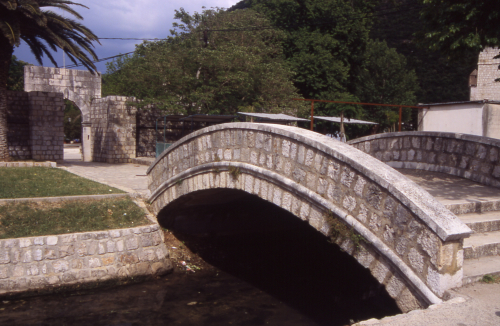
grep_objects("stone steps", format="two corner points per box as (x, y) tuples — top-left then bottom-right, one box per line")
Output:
(462, 256), (500, 285)
(453, 200), (500, 282)
(463, 230), (500, 259)
(459, 211), (500, 233)
(445, 199), (500, 215)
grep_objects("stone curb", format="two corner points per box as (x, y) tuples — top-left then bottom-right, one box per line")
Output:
(131, 157), (155, 166)
(0, 193), (134, 205)
(0, 162), (57, 168)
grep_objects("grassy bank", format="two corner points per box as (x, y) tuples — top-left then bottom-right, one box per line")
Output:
(0, 167), (124, 199)
(0, 198), (151, 239)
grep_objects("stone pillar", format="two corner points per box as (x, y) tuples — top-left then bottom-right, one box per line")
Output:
(82, 122), (92, 162)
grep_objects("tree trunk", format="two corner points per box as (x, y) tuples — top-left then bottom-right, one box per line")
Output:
(0, 43), (14, 162)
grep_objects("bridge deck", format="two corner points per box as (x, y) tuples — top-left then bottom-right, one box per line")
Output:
(398, 169), (500, 207)
(398, 169), (500, 284)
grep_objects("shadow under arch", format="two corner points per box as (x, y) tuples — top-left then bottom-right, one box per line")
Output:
(158, 187), (402, 325)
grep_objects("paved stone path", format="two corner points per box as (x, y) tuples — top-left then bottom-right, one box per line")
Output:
(59, 147), (150, 197)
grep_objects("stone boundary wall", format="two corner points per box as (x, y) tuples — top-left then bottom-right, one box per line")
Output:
(0, 225), (172, 297)
(147, 123), (472, 312)
(348, 131), (500, 188)
(136, 107), (163, 158)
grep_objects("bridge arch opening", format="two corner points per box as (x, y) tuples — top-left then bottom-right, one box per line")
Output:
(148, 123), (471, 313)
(158, 188), (401, 324)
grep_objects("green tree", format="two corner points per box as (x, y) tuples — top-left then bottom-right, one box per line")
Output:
(103, 8), (305, 116)
(233, 0), (375, 100)
(0, 0), (99, 161)
(370, 0), (478, 104)
(418, 0), (500, 54)
(355, 40), (418, 130)
(7, 55), (29, 91)
(64, 100), (81, 141)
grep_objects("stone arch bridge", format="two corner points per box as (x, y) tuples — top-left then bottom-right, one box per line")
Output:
(147, 123), (472, 313)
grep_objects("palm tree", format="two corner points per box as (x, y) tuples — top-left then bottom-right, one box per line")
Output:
(0, 0), (100, 161)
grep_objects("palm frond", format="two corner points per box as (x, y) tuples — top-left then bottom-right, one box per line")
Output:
(1, 0), (99, 73)
(0, 20), (20, 46)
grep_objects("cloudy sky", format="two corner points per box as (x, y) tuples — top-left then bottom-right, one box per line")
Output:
(13, 0), (241, 73)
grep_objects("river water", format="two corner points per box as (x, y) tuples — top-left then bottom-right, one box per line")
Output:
(0, 198), (400, 325)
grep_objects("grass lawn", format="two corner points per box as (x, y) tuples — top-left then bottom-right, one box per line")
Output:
(0, 198), (151, 239)
(0, 167), (125, 198)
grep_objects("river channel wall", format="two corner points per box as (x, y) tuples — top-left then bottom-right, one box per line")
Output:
(0, 224), (173, 297)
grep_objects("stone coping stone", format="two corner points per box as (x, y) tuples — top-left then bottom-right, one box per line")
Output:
(0, 162), (56, 168)
(348, 131), (500, 148)
(0, 193), (132, 205)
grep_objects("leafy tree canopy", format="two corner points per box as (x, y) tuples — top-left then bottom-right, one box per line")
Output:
(240, 0), (376, 100)
(103, 8), (306, 116)
(355, 39), (418, 130)
(370, 0), (478, 105)
(418, 0), (500, 53)
(7, 55), (29, 91)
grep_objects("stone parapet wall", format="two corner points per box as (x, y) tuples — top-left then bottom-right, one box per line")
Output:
(0, 224), (171, 297)
(349, 131), (500, 188)
(147, 123), (472, 312)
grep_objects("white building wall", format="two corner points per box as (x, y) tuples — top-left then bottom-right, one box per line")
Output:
(419, 103), (485, 136)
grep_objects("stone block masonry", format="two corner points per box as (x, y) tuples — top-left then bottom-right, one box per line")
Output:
(0, 225), (172, 297)
(6, 91), (31, 160)
(5, 90), (65, 163)
(147, 123), (472, 312)
(28, 91), (65, 162)
(90, 96), (138, 163)
(470, 47), (500, 101)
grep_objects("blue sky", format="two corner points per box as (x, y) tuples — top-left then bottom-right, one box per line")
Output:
(13, 0), (240, 73)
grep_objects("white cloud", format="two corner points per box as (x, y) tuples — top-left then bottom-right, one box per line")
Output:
(13, 0), (241, 72)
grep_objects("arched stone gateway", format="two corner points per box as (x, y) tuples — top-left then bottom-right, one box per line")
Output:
(349, 131), (500, 189)
(147, 123), (472, 312)
(24, 66), (101, 162)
